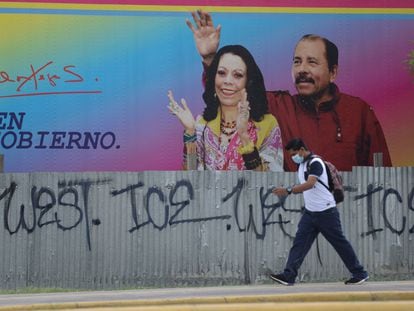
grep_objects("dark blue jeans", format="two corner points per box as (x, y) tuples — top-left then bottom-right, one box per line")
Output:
(283, 207), (367, 283)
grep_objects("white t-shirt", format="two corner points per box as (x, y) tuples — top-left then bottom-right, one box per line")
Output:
(298, 156), (336, 212)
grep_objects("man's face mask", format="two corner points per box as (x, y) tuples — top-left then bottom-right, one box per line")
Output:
(291, 153), (304, 164)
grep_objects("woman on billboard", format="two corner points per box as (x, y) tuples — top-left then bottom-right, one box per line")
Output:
(168, 45), (283, 171)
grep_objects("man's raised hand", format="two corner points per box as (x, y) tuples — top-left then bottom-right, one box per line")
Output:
(186, 10), (221, 66)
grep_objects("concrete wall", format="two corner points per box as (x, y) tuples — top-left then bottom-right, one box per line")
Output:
(0, 167), (413, 290)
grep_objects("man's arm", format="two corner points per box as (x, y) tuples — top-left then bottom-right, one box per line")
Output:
(272, 175), (317, 196)
(266, 91), (300, 172)
(272, 160), (322, 196)
(186, 10), (221, 66)
(360, 105), (392, 167)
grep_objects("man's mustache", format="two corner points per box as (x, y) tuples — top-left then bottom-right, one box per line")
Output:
(295, 75), (315, 84)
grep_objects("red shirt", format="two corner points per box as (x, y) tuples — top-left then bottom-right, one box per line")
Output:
(267, 85), (392, 171)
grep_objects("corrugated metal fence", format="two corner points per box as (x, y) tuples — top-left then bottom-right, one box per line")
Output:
(0, 167), (413, 290)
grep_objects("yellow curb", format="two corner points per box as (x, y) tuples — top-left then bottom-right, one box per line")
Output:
(43, 301), (414, 311)
(1, 291), (413, 310)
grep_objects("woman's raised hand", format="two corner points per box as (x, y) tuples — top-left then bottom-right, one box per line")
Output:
(237, 89), (251, 144)
(167, 90), (196, 134)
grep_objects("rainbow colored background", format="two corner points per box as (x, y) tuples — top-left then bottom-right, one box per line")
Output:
(0, 1), (413, 172)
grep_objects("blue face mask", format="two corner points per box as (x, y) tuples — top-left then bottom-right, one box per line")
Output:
(291, 153), (304, 164)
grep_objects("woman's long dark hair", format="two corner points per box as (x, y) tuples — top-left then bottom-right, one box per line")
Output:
(202, 45), (268, 122)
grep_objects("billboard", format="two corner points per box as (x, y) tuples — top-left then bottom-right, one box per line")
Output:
(0, 0), (413, 172)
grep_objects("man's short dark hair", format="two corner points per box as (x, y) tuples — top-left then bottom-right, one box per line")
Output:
(285, 138), (308, 151)
(300, 34), (339, 72)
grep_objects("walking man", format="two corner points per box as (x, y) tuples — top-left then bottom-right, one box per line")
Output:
(271, 138), (369, 285)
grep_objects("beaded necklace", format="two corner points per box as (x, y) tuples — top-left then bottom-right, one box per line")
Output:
(219, 119), (237, 152)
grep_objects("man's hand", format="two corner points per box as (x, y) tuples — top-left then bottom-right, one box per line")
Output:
(272, 187), (289, 197)
(186, 10), (221, 66)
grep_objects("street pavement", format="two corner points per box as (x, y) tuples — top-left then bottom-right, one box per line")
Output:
(0, 280), (413, 310)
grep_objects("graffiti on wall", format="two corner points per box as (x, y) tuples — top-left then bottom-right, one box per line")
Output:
(1, 175), (413, 251)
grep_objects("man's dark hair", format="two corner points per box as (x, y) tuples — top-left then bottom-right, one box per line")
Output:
(202, 44), (268, 122)
(300, 34), (339, 72)
(285, 138), (308, 151)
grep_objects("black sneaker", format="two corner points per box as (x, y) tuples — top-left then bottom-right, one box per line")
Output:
(344, 276), (369, 285)
(269, 273), (294, 286)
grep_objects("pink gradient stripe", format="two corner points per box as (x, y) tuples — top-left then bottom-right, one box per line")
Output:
(2, 0), (414, 8)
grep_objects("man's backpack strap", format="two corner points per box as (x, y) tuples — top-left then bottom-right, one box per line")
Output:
(306, 155), (330, 191)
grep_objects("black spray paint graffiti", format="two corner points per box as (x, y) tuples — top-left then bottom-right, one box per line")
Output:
(0, 179), (111, 250)
(1, 177), (413, 251)
(110, 178), (414, 240)
(110, 179), (296, 239)
(355, 184), (414, 238)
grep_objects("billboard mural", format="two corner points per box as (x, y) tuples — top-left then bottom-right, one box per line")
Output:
(0, 0), (413, 172)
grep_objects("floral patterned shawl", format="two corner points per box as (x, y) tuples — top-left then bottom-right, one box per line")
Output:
(194, 112), (283, 171)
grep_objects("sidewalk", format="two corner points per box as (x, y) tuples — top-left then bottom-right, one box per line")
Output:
(0, 280), (413, 310)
